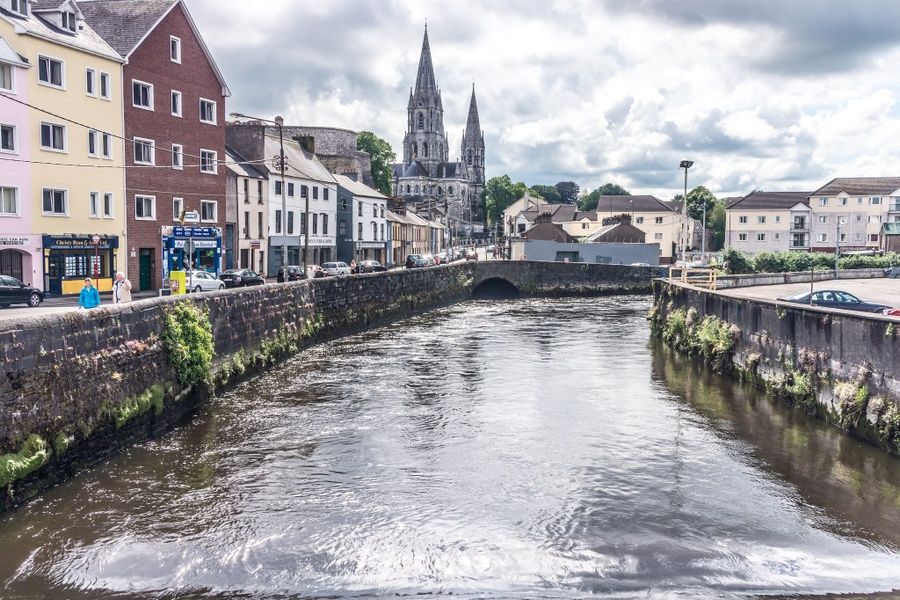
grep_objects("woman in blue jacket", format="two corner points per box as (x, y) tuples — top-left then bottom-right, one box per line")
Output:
(79, 277), (101, 309)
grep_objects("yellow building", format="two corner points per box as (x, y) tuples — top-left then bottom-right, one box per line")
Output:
(1, 1), (125, 294)
(595, 195), (681, 263)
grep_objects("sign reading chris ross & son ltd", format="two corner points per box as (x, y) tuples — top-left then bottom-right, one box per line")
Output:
(41, 235), (119, 250)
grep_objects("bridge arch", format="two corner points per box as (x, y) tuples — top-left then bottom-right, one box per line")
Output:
(471, 277), (521, 300)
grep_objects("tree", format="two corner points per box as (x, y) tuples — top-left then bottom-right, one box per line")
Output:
(707, 198), (726, 250)
(685, 185), (718, 222)
(357, 131), (396, 196)
(485, 175), (528, 224)
(577, 182), (630, 211)
(530, 184), (562, 204)
(555, 181), (580, 204)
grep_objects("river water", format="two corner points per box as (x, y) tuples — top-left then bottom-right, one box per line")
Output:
(1, 297), (899, 599)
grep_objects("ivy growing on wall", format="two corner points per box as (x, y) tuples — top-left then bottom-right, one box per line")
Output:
(0, 435), (50, 488)
(162, 301), (214, 387)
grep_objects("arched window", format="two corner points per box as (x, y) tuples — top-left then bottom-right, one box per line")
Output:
(466, 149), (473, 166)
(424, 143), (429, 158)
(449, 186), (454, 195)
(438, 186), (443, 195)
(415, 185), (420, 194)
(406, 184), (410, 194)
(417, 112), (424, 129)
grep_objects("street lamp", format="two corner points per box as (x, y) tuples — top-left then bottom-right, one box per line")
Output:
(91, 234), (100, 289)
(679, 160), (694, 265)
(230, 112), (292, 277)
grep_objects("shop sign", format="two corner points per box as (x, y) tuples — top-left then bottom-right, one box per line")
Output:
(358, 241), (386, 249)
(173, 240), (218, 249)
(301, 236), (335, 246)
(41, 235), (119, 250)
(250, 240), (261, 249)
(167, 226), (220, 239)
(0, 236), (29, 247)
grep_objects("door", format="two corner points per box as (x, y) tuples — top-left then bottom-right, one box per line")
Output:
(0, 249), (24, 282)
(139, 248), (153, 291)
(46, 254), (63, 295)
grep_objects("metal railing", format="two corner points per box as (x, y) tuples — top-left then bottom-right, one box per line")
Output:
(668, 266), (718, 290)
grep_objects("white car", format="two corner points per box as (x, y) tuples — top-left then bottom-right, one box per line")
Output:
(188, 270), (226, 292)
(322, 261), (351, 277)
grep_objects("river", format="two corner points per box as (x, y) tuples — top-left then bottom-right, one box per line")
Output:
(1, 296), (899, 599)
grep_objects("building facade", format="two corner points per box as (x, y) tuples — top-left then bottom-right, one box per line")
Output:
(595, 196), (681, 263)
(391, 26), (485, 236)
(1, 0), (126, 295)
(225, 146), (267, 275)
(724, 191), (812, 253)
(807, 177), (900, 253)
(334, 174), (388, 264)
(81, 0), (229, 292)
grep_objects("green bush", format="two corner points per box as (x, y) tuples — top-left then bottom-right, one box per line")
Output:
(162, 302), (214, 387)
(720, 249), (897, 274)
(721, 248), (753, 274)
(0, 435), (50, 488)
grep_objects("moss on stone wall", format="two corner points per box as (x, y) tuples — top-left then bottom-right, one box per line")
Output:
(108, 384), (165, 430)
(162, 302), (214, 387)
(657, 307), (738, 373)
(0, 435), (50, 488)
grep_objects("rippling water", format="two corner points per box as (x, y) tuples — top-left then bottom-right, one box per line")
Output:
(1, 297), (899, 599)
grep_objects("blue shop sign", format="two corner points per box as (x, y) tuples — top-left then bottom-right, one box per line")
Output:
(172, 226), (217, 239)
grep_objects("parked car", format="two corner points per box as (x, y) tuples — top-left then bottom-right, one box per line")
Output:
(436, 252), (448, 264)
(354, 260), (386, 274)
(778, 290), (892, 314)
(188, 271), (225, 293)
(0, 275), (44, 307)
(406, 254), (424, 269)
(220, 268), (265, 288)
(422, 254), (436, 266)
(465, 248), (478, 261)
(277, 265), (304, 283)
(487, 244), (496, 253)
(322, 261), (351, 277)
(307, 265), (325, 278)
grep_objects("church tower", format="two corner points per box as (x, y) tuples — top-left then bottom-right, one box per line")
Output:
(462, 85), (486, 219)
(402, 25), (449, 176)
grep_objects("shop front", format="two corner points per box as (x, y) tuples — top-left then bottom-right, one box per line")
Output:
(162, 226), (223, 285)
(356, 241), (386, 263)
(0, 235), (42, 287)
(42, 234), (119, 295)
(307, 236), (336, 266)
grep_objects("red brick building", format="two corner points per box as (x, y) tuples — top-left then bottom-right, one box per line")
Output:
(81, 0), (230, 291)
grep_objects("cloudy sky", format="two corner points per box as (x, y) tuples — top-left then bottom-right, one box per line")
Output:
(191, 0), (900, 199)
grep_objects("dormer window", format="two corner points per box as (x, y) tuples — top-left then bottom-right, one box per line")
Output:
(10, 0), (27, 16)
(61, 11), (77, 32)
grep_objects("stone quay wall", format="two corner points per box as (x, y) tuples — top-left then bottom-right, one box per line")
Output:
(651, 279), (900, 456)
(0, 261), (652, 513)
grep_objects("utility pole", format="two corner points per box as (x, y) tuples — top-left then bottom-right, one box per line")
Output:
(679, 160), (694, 265)
(835, 216), (843, 278)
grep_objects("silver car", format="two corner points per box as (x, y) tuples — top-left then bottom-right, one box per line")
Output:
(188, 270), (226, 292)
(322, 261), (351, 277)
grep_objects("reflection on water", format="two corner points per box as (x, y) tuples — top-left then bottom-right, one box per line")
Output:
(0, 297), (898, 599)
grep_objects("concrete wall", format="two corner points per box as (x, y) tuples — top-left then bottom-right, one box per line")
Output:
(715, 268), (885, 289)
(511, 240), (660, 266)
(0, 261), (653, 512)
(651, 280), (900, 455)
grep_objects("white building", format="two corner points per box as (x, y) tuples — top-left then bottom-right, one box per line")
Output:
(334, 174), (388, 264)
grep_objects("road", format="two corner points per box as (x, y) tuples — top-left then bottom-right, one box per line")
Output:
(722, 277), (900, 308)
(0, 290), (161, 322)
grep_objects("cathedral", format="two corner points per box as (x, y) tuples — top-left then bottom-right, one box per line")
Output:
(392, 26), (486, 234)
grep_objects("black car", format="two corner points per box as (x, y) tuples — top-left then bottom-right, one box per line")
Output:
(354, 260), (386, 274)
(778, 290), (892, 314)
(0, 275), (44, 307)
(220, 269), (265, 288)
(405, 254), (424, 269)
(277, 265), (304, 283)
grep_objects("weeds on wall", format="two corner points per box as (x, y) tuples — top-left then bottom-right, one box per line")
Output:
(0, 435), (50, 488)
(162, 301), (215, 387)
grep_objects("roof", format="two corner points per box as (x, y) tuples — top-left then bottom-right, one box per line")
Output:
(405, 211), (430, 227)
(724, 196), (743, 209)
(225, 146), (265, 179)
(435, 162), (460, 178)
(595, 195), (674, 213)
(401, 161), (429, 178)
(811, 177), (900, 197)
(1, 1), (121, 61)
(265, 135), (336, 185)
(585, 222), (646, 244)
(0, 35), (29, 67)
(727, 191), (812, 210)
(883, 223), (900, 235)
(520, 204), (598, 223)
(523, 221), (577, 243)
(79, 0), (229, 95)
(333, 174), (388, 200)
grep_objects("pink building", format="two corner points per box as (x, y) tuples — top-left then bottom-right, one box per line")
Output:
(0, 33), (40, 286)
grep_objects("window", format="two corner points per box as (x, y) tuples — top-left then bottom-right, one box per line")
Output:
(380, 223), (385, 240)
(817, 233), (827, 242)
(358, 202), (363, 217)
(0, 187), (17, 216)
(774, 233), (780, 240)
(358, 222), (363, 240)
(102, 133), (112, 159)
(775, 216), (781, 223)
(655, 217), (663, 224)
(133, 138), (154, 164)
(417, 113), (424, 129)
(171, 143), (183, 169)
(654, 232), (663, 241)
(857, 215), (862, 222)
(870, 234), (879, 242)
(42, 188), (67, 215)
(200, 149), (217, 174)
(372, 222), (377, 239)
(9, 0), (26, 16)
(313, 187), (318, 200)
(103, 193), (113, 218)
(89, 192), (99, 217)
(38, 56), (64, 88)
(257, 180), (263, 204)
(61, 11), (76, 31)
(258, 212), (263, 238)
(868, 215), (882, 224)
(199, 98), (216, 124)
(373, 204), (378, 217)
(171, 90), (182, 116)
(173, 197), (183, 221)
(135, 195), (155, 220)
(819, 197), (828, 206)
(200, 200), (217, 222)
(756, 233), (766, 241)
(243, 179), (250, 203)
(738, 216), (748, 224)
(858, 197), (864, 204)
(99, 72), (111, 100)
(88, 129), (97, 156)
(300, 213), (307, 234)
(738, 233), (747, 241)
(301, 185), (308, 199)
(635, 217), (643, 224)
(274, 209), (282, 234)
(85, 69), (96, 96)
(132, 80), (153, 109)
(818, 215), (828, 224)
(287, 211), (294, 235)
(170, 36), (181, 63)
(840, 233), (846, 242)
(0, 124), (15, 152)
(871, 197), (882, 205)
(324, 188), (329, 201)
(840, 197), (848, 206)
(757, 216), (766, 224)
(312, 213), (318, 235)
(288, 183), (294, 197)
(0, 64), (12, 92)
(274, 181), (282, 195)
(243, 211), (249, 237)
(323, 214), (328, 235)
(40, 122), (66, 151)
(338, 219), (347, 236)
(380, 205), (384, 218)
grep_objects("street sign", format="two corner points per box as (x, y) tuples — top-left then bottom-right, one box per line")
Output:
(182, 210), (200, 224)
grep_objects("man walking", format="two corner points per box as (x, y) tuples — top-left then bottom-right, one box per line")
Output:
(113, 271), (132, 304)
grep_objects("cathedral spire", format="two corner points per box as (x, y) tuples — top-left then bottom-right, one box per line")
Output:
(465, 83), (481, 135)
(414, 25), (437, 96)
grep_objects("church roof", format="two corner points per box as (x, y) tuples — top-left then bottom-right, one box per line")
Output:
(463, 84), (482, 144)
(402, 161), (429, 178)
(436, 162), (460, 178)
(414, 25), (438, 97)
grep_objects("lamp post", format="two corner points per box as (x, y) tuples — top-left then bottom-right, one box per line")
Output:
(91, 234), (100, 289)
(230, 113), (290, 277)
(679, 160), (694, 265)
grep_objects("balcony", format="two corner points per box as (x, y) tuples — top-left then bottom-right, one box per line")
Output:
(790, 219), (809, 232)
(889, 202), (900, 213)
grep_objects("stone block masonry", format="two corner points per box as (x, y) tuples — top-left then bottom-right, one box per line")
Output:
(0, 262), (652, 513)
(650, 279), (900, 456)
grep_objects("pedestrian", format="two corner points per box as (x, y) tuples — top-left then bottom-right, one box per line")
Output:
(78, 277), (100, 310)
(113, 271), (132, 304)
